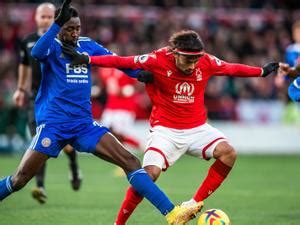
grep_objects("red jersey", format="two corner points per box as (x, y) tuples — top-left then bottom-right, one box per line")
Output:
(99, 68), (137, 112)
(90, 47), (263, 129)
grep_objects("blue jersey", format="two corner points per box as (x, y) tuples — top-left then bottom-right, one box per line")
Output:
(285, 43), (300, 87)
(32, 23), (139, 125)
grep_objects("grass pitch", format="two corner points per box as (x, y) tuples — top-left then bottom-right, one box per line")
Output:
(0, 154), (299, 225)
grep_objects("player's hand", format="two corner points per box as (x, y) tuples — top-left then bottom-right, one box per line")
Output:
(137, 70), (154, 83)
(62, 44), (90, 65)
(278, 62), (290, 75)
(13, 89), (28, 108)
(261, 62), (279, 77)
(55, 0), (72, 27)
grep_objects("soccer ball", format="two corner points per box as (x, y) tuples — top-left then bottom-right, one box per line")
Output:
(197, 208), (231, 225)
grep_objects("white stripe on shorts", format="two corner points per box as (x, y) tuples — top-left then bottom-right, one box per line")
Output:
(29, 124), (44, 150)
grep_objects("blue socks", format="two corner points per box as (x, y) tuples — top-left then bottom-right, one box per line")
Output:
(0, 176), (13, 201)
(1, 169), (175, 214)
(127, 169), (174, 215)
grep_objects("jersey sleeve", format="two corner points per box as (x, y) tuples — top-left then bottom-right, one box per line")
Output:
(19, 38), (29, 65)
(208, 55), (263, 77)
(90, 53), (157, 71)
(90, 40), (114, 56)
(90, 40), (143, 78)
(31, 23), (60, 60)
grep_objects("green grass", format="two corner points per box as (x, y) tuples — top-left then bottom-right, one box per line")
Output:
(0, 154), (300, 225)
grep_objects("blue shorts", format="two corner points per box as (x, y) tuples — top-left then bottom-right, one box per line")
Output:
(288, 81), (300, 102)
(28, 121), (110, 157)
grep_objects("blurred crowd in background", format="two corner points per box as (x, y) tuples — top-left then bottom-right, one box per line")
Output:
(0, 1), (300, 151)
(1, 0), (300, 9)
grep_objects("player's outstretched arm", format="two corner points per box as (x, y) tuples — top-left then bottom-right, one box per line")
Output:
(62, 44), (154, 83)
(62, 44), (140, 69)
(31, 23), (61, 60)
(212, 57), (279, 77)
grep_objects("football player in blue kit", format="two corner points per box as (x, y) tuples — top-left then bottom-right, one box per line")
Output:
(0, 0), (203, 224)
(276, 21), (300, 102)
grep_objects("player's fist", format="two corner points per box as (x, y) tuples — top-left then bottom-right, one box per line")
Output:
(55, 0), (72, 27)
(137, 70), (154, 83)
(13, 89), (28, 108)
(62, 44), (90, 65)
(261, 62), (279, 77)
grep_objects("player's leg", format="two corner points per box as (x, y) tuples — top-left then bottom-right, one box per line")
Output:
(104, 111), (142, 178)
(115, 126), (173, 225)
(31, 163), (47, 204)
(115, 125), (198, 225)
(0, 123), (67, 202)
(73, 123), (174, 215)
(190, 141), (236, 203)
(183, 124), (236, 206)
(96, 133), (202, 225)
(93, 132), (175, 215)
(0, 149), (49, 201)
(27, 103), (48, 204)
(76, 122), (202, 224)
(63, 145), (82, 190)
(115, 165), (162, 225)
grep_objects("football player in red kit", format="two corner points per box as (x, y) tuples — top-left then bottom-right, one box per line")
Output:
(62, 30), (280, 225)
(98, 68), (141, 150)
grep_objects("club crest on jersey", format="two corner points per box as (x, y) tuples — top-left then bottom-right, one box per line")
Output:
(196, 68), (202, 81)
(173, 82), (195, 103)
(167, 70), (172, 77)
(41, 137), (51, 148)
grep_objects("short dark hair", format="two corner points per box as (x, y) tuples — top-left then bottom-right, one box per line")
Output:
(55, 6), (79, 18)
(169, 30), (204, 52)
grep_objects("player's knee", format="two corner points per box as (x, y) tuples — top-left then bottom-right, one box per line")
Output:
(123, 154), (141, 172)
(11, 172), (30, 191)
(224, 145), (237, 163)
(63, 144), (74, 154)
(144, 166), (161, 181)
(214, 142), (237, 164)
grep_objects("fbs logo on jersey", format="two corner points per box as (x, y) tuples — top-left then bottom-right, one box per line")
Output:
(66, 63), (89, 84)
(173, 82), (195, 104)
(66, 63), (88, 74)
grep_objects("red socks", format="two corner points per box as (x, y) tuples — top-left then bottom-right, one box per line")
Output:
(115, 186), (143, 225)
(193, 159), (232, 202)
(115, 160), (232, 224)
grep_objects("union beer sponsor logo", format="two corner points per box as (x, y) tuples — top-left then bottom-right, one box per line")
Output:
(173, 82), (195, 103)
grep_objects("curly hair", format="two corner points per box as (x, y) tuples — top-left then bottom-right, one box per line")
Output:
(169, 30), (204, 52)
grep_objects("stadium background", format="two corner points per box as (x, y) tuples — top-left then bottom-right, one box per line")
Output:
(0, 1), (299, 225)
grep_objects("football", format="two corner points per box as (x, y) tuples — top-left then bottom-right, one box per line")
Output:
(197, 208), (231, 225)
